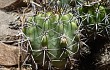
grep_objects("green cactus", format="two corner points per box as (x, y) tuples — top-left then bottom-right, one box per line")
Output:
(77, 2), (109, 39)
(23, 11), (79, 69)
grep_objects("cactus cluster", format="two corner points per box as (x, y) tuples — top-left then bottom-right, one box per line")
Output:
(22, 0), (110, 70)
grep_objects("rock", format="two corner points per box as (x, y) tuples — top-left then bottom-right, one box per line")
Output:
(0, 42), (27, 66)
(0, 0), (22, 9)
(0, 10), (18, 41)
(0, 67), (32, 70)
(0, 0), (27, 11)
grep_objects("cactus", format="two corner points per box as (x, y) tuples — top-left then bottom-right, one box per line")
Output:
(76, 2), (110, 69)
(77, 2), (110, 40)
(23, 11), (80, 69)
